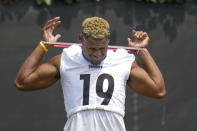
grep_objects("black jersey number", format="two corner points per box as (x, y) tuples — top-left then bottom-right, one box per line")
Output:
(80, 73), (114, 105)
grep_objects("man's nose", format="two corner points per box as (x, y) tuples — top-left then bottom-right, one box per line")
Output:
(93, 50), (102, 57)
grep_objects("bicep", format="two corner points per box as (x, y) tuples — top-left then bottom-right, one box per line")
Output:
(127, 61), (157, 97)
(21, 57), (60, 90)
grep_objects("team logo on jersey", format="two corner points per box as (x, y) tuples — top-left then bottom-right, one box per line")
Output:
(88, 65), (103, 69)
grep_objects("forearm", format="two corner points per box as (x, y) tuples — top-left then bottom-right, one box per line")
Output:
(15, 44), (45, 84)
(137, 49), (165, 92)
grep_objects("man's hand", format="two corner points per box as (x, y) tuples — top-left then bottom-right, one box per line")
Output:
(41, 17), (61, 42)
(128, 30), (149, 48)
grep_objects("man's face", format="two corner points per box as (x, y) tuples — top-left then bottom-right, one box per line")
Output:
(80, 36), (110, 65)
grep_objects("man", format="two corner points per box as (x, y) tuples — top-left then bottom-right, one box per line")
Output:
(14, 16), (166, 131)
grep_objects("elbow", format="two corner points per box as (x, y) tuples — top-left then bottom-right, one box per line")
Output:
(152, 79), (166, 99)
(13, 80), (26, 91)
(14, 80), (46, 91)
(154, 90), (166, 99)
(154, 85), (167, 99)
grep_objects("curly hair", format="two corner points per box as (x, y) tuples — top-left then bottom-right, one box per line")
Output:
(82, 17), (110, 40)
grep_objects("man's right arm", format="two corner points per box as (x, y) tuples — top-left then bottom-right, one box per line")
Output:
(14, 44), (61, 91)
(14, 17), (62, 91)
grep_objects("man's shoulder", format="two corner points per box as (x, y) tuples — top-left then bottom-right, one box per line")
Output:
(48, 55), (61, 70)
(62, 44), (81, 55)
(106, 49), (135, 64)
(61, 45), (83, 65)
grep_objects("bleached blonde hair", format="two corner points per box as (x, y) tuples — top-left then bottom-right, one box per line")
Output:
(82, 17), (110, 40)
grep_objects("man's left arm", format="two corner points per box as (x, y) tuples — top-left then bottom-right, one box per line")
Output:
(127, 49), (166, 98)
(127, 30), (166, 99)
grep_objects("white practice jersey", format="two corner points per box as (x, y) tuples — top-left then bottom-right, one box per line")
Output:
(64, 109), (127, 131)
(60, 45), (135, 118)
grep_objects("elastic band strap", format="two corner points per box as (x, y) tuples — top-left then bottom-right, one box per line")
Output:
(136, 50), (140, 55)
(40, 41), (48, 52)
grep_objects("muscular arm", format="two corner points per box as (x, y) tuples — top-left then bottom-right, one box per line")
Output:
(14, 44), (61, 91)
(127, 49), (166, 98)
(127, 30), (166, 99)
(14, 17), (62, 91)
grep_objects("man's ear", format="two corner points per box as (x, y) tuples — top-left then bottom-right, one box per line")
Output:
(107, 35), (111, 41)
(107, 35), (111, 43)
(79, 34), (83, 43)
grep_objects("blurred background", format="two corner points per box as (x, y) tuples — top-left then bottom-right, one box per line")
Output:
(0, 0), (197, 130)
